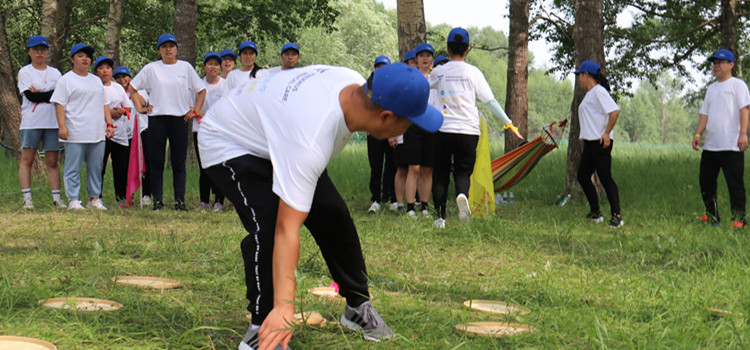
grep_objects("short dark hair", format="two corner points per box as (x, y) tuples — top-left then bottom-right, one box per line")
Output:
(447, 34), (469, 56)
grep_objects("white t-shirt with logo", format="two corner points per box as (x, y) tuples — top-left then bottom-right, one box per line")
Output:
(199, 65), (363, 212)
(17, 64), (62, 130)
(194, 76), (226, 131)
(130, 60), (205, 117)
(50, 71), (106, 143)
(578, 84), (619, 141)
(700, 77), (750, 152)
(224, 69), (252, 92)
(103, 82), (131, 146)
(429, 61), (495, 136)
(126, 89), (150, 134)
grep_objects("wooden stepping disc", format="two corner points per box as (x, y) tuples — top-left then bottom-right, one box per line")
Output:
(114, 276), (182, 289)
(455, 322), (536, 338)
(39, 297), (122, 312)
(294, 311), (326, 326)
(308, 287), (341, 299)
(0, 336), (57, 350)
(708, 308), (744, 317)
(463, 300), (531, 315)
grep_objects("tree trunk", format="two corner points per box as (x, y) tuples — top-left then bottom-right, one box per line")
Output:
(174, 0), (197, 66)
(396, 0), (426, 59)
(719, 0), (741, 78)
(103, 0), (124, 66)
(504, 0), (529, 153)
(41, 0), (58, 67)
(48, 0), (72, 68)
(564, 0), (606, 195)
(0, 8), (22, 154)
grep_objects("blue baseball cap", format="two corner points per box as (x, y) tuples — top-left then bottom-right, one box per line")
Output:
(203, 52), (222, 64)
(239, 41), (258, 54)
(27, 35), (49, 48)
(448, 27), (470, 44)
(220, 49), (237, 60)
(366, 63), (443, 133)
(574, 60), (601, 75)
(433, 55), (449, 67)
(156, 33), (177, 49)
(708, 49), (735, 62)
(281, 42), (299, 55)
(415, 43), (434, 55)
(373, 55), (391, 67)
(69, 43), (94, 57)
(93, 56), (114, 70)
(113, 66), (132, 77)
(403, 49), (417, 62)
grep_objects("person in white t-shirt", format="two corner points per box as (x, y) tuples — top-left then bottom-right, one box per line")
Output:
(692, 49), (750, 228)
(429, 27), (522, 228)
(128, 33), (206, 211)
(16, 35), (64, 209)
(194, 52), (227, 211)
(94, 56), (131, 206)
(219, 49), (237, 79)
(114, 66), (152, 205)
(225, 41), (263, 91)
(254, 42), (300, 79)
(574, 60), (623, 228)
(51, 43), (114, 210)
(198, 64), (442, 350)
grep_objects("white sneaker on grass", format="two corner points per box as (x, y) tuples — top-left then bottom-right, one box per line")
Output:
(389, 202), (399, 212)
(68, 200), (85, 210)
(368, 201), (381, 213)
(53, 199), (66, 208)
(340, 301), (394, 342)
(407, 209), (417, 218)
(141, 196), (152, 205)
(22, 198), (34, 209)
(237, 324), (291, 350)
(421, 209), (430, 218)
(456, 193), (472, 222)
(87, 199), (107, 210)
(434, 218), (446, 229)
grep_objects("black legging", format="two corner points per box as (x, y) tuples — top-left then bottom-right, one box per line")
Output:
(148, 116), (188, 202)
(101, 138), (130, 201)
(699, 150), (745, 222)
(577, 140), (621, 216)
(366, 135), (395, 203)
(193, 132), (224, 204)
(432, 132), (479, 219)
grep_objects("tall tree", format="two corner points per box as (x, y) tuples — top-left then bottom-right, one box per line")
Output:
(396, 0), (426, 59)
(49, 0), (72, 67)
(103, 0), (124, 66)
(0, 3), (29, 153)
(41, 0), (58, 67)
(174, 0), (197, 66)
(505, 0), (530, 152)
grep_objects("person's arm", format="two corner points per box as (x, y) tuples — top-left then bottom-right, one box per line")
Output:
(692, 114), (709, 151)
(257, 199), (307, 350)
(55, 103), (67, 140)
(127, 85), (150, 114)
(23, 90), (54, 103)
(104, 105), (115, 138)
(186, 89), (207, 121)
(600, 110), (619, 148)
(484, 99), (523, 140)
(739, 106), (749, 151)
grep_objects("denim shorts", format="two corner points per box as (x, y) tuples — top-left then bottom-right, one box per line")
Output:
(20, 128), (60, 151)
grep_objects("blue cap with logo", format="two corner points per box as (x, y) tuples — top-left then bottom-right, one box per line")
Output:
(281, 42), (299, 55)
(433, 55), (449, 67)
(366, 63), (443, 133)
(27, 35), (49, 48)
(93, 56), (114, 70)
(113, 66), (132, 77)
(403, 49), (417, 62)
(708, 49), (735, 62)
(415, 43), (434, 55)
(220, 49), (237, 60)
(373, 55), (391, 67)
(448, 27), (470, 44)
(574, 60), (601, 75)
(203, 52), (222, 64)
(156, 33), (178, 49)
(70, 43), (94, 57)
(239, 41), (258, 54)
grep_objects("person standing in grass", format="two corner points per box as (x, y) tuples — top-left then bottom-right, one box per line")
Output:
(366, 55), (396, 213)
(219, 48), (237, 79)
(128, 33), (206, 211)
(390, 49), (420, 213)
(225, 41), (263, 91)
(693, 49), (750, 228)
(429, 28), (522, 228)
(199, 63), (442, 350)
(574, 60), (623, 228)
(17, 35), (64, 209)
(51, 43), (114, 210)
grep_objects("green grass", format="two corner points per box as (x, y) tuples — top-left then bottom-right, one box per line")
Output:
(2, 141), (750, 349)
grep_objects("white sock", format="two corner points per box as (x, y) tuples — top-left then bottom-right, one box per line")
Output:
(51, 189), (61, 202)
(21, 188), (32, 201)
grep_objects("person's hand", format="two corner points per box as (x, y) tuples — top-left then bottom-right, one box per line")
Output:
(600, 133), (611, 148)
(258, 306), (294, 350)
(692, 135), (701, 151)
(106, 125), (115, 138)
(28, 86), (38, 93)
(58, 126), (68, 140)
(388, 137), (398, 148)
(739, 134), (748, 152)
(184, 108), (196, 122)
(512, 128), (523, 140)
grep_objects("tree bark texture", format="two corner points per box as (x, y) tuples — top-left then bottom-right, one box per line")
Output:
(565, 0), (606, 195)
(174, 0), (197, 66)
(396, 0), (426, 60)
(104, 0), (124, 66)
(0, 10), (23, 154)
(41, 0), (58, 67)
(48, 0), (72, 68)
(719, 0), (741, 78)
(504, 0), (529, 153)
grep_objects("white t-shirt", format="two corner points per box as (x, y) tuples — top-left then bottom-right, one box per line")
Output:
(194, 76), (226, 131)
(700, 77), (750, 151)
(224, 69), (252, 92)
(130, 60), (205, 117)
(199, 65), (363, 212)
(254, 66), (281, 79)
(103, 82), (131, 146)
(17, 64), (62, 130)
(429, 61), (495, 135)
(578, 85), (619, 141)
(126, 89), (150, 134)
(50, 71), (106, 143)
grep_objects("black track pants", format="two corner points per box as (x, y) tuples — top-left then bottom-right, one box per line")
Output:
(577, 140), (621, 216)
(699, 150), (746, 223)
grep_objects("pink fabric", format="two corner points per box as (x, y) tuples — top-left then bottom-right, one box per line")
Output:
(125, 116), (144, 207)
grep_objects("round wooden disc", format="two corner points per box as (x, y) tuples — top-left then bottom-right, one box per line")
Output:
(0, 336), (57, 350)
(463, 300), (531, 315)
(39, 297), (122, 312)
(708, 308), (744, 317)
(294, 311), (326, 326)
(114, 276), (182, 289)
(308, 287), (341, 299)
(456, 322), (536, 338)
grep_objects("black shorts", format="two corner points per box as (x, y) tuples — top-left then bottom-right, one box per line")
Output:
(395, 126), (436, 167)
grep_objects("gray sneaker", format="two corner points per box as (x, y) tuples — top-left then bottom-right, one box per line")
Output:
(237, 324), (292, 350)
(340, 301), (394, 342)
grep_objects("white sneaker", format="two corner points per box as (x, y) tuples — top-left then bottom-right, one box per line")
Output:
(68, 200), (85, 210)
(23, 198), (34, 209)
(87, 199), (108, 210)
(407, 209), (417, 218)
(141, 196), (152, 205)
(53, 200), (66, 208)
(421, 209), (430, 218)
(389, 202), (398, 212)
(456, 194), (472, 222)
(434, 218), (446, 229)
(368, 201), (381, 213)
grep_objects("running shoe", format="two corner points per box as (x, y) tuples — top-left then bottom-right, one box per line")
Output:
(175, 200), (187, 211)
(141, 196), (152, 205)
(456, 194), (471, 222)
(389, 202), (399, 212)
(153, 200), (164, 211)
(434, 218), (446, 229)
(732, 221), (745, 229)
(23, 198), (34, 209)
(368, 201), (381, 213)
(68, 200), (85, 210)
(237, 324), (292, 350)
(87, 199), (107, 210)
(421, 209), (430, 218)
(198, 202), (211, 211)
(53, 199), (66, 209)
(697, 214), (720, 226)
(609, 214), (624, 228)
(213, 202), (224, 212)
(585, 211), (604, 223)
(340, 301), (395, 342)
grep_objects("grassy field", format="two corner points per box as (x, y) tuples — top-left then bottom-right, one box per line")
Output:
(2, 141), (750, 349)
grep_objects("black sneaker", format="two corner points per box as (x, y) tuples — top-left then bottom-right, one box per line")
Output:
(340, 301), (394, 342)
(174, 200), (187, 211)
(585, 211), (604, 223)
(153, 200), (164, 211)
(609, 214), (624, 228)
(238, 324), (291, 350)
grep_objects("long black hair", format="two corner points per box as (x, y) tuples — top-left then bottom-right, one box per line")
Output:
(590, 70), (611, 93)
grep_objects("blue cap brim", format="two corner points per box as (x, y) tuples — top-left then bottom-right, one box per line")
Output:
(405, 105), (443, 133)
